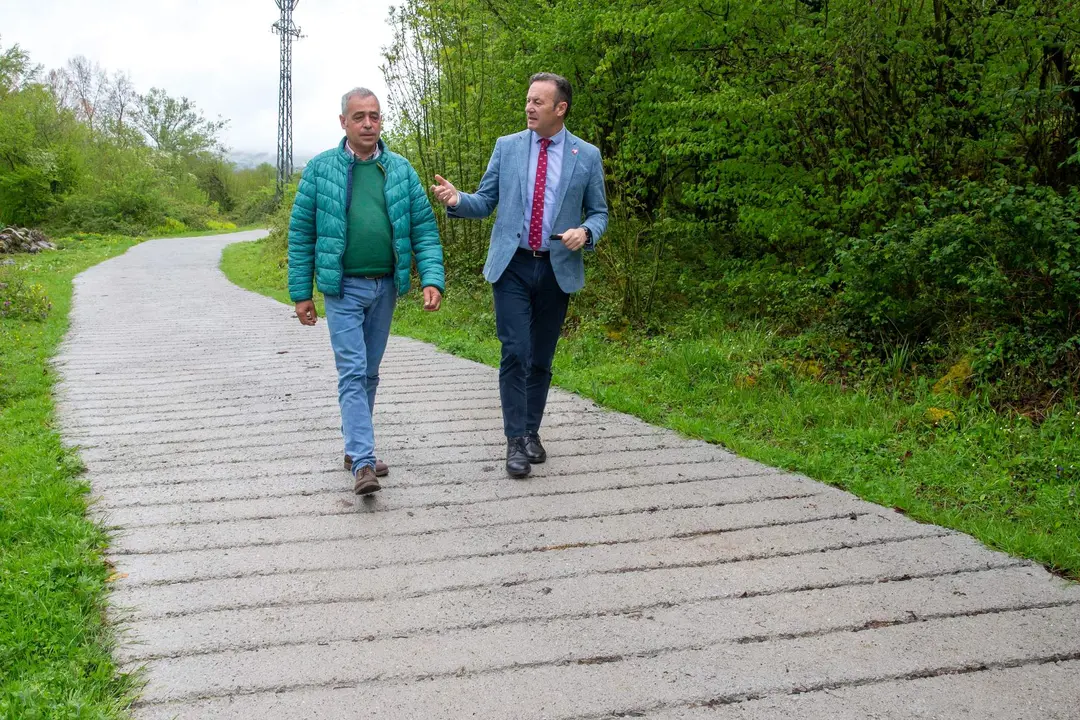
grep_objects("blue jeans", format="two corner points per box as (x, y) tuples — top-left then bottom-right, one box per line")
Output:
(492, 249), (570, 438)
(324, 276), (397, 474)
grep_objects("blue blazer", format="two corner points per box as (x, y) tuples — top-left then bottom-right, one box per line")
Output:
(448, 129), (608, 294)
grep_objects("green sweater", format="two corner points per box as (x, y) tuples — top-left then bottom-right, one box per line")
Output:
(343, 159), (394, 277)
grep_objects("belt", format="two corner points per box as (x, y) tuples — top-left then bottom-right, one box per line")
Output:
(516, 247), (550, 259)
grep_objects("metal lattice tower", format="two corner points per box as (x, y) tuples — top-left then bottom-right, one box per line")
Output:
(273, 0), (302, 197)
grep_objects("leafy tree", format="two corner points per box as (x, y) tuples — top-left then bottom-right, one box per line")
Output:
(0, 37), (37, 95)
(133, 87), (228, 156)
(0, 38), (273, 234)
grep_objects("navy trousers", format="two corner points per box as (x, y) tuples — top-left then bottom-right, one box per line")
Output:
(492, 248), (570, 438)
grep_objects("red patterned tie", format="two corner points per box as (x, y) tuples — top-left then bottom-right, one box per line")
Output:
(528, 138), (552, 251)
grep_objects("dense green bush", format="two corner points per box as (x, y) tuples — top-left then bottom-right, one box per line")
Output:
(49, 183), (169, 236)
(836, 182), (1080, 394)
(0, 266), (52, 321)
(384, 0), (1080, 403)
(233, 185), (279, 227)
(262, 181), (296, 265)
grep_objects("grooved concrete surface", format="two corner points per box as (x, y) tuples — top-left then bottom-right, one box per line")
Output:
(54, 233), (1080, 719)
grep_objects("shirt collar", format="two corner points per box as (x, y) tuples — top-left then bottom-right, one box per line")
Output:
(346, 139), (382, 161)
(532, 127), (566, 146)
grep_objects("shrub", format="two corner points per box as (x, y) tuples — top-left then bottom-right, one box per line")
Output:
(835, 182), (1080, 394)
(48, 185), (169, 236)
(151, 218), (187, 235)
(232, 185), (278, 226)
(0, 266), (52, 321)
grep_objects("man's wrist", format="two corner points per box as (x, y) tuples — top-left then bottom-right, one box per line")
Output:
(581, 227), (593, 248)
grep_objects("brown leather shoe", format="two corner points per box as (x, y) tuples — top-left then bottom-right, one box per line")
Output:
(353, 465), (381, 495)
(344, 455), (389, 477)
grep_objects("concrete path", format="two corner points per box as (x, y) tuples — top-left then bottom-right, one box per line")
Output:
(54, 233), (1080, 719)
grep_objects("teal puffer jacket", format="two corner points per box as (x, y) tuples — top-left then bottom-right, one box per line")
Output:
(287, 138), (445, 302)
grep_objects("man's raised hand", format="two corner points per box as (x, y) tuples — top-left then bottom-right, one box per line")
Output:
(430, 175), (459, 207)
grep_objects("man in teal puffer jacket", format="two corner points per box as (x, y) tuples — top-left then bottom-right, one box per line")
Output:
(288, 87), (445, 496)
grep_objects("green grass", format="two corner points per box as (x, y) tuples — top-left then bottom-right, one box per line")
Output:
(220, 239), (310, 309)
(221, 238), (1080, 581)
(1, 235), (144, 719)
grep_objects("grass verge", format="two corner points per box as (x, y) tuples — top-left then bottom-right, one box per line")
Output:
(1, 234), (144, 718)
(221, 238), (1080, 581)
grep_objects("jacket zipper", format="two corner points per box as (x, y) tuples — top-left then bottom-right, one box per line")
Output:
(337, 151), (356, 296)
(378, 160), (401, 281)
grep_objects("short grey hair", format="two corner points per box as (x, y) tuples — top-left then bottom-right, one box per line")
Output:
(341, 87), (380, 114)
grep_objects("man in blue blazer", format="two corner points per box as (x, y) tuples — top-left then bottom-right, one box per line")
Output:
(431, 72), (608, 478)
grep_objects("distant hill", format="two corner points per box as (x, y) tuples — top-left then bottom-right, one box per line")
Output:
(228, 151), (274, 170)
(228, 150), (313, 170)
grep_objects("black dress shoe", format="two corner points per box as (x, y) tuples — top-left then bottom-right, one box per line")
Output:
(523, 433), (546, 463)
(506, 437), (531, 478)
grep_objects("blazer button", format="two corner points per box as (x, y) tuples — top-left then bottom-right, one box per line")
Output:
(516, 233), (521, 237)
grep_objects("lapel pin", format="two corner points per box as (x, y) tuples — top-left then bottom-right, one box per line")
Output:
(572, 148), (578, 155)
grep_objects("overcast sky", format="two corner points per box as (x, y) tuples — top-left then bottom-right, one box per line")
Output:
(0, 0), (396, 157)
